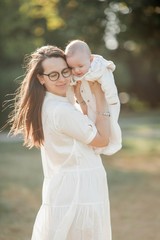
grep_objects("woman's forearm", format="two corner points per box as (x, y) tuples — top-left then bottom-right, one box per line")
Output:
(74, 82), (87, 115)
(89, 82), (110, 147)
(76, 98), (88, 115)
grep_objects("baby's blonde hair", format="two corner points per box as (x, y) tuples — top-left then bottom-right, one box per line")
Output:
(65, 40), (91, 57)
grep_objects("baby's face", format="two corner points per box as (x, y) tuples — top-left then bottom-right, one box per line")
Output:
(66, 51), (92, 77)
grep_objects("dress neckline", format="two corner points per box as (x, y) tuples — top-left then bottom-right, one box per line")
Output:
(45, 91), (69, 102)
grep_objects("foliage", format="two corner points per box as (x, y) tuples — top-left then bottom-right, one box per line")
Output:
(55, 0), (106, 51)
(107, 0), (160, 107)
(0, 0), (160, 127)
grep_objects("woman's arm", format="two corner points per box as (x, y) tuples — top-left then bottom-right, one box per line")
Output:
(74, 81), (87, 115)
(89, 82), (110, 147)
(74, 81), (110, 148)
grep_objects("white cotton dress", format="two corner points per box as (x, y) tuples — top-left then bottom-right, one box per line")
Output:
(31, 92), (112, 240)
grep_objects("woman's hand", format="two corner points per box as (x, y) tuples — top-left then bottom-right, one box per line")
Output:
(74, 81), (87, 115)
(88, 81), (103, 95)
(89, 81), (106, 110)
(73, 81), (82, 101)
(88, 81), (110, 147)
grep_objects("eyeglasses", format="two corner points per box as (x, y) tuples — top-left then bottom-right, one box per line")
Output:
(41, 68), (72, 82)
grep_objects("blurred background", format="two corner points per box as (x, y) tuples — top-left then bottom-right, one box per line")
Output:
(0, 0), (160, 240)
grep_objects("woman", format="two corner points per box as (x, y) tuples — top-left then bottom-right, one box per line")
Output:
(9, 45), (112, 240)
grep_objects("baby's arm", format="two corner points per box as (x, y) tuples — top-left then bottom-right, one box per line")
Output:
(100, 68), (120, 106)
(82, 55), (114, 81)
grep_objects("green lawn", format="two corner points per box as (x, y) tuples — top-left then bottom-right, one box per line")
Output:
(0, 110), (160, 240)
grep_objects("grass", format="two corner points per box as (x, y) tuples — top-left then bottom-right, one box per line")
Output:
(0, 110), (160, 240)
(0, 143), (42, 240)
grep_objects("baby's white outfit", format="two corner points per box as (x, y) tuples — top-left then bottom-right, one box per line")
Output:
(67, 54), (122, 155)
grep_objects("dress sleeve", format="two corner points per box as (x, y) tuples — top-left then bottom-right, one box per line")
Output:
(53, 103), (97, 144)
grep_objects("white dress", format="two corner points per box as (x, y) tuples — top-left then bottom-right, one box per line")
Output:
(31, 92), (112, 240)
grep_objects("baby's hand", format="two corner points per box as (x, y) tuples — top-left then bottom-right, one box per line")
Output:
(70, 77), (77, 86)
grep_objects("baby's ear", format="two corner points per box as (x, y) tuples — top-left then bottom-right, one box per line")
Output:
(90, 54), (94, 62)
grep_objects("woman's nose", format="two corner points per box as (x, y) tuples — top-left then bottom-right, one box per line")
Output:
(58, 73), (67, 82)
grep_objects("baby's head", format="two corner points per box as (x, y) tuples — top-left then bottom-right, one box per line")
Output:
(65, 40), (93, 77)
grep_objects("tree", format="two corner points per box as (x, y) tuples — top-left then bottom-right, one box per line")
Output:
(104, 0), (160, 107)
(0, 0), (160, 128)
(48, 0), (160, 107)
(54, 0), (106, 52)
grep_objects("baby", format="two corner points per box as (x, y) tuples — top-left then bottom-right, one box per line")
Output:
(65, 40), (122, 155)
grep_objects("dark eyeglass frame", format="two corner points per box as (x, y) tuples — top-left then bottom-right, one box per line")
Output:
(41, 67), (72, 82)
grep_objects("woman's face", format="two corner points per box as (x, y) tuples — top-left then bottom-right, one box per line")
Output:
(38, 57), (71, 97)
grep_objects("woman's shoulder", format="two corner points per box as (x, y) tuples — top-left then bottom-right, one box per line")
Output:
(43, 96), (74, 116)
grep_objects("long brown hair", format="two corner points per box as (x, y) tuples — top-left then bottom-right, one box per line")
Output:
(8, 45), (66, 148)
